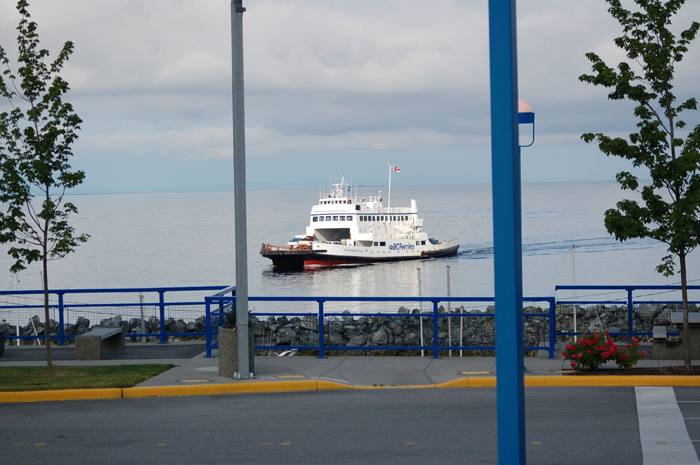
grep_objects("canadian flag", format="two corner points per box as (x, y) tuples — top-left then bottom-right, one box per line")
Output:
(394, 166), (400, 172)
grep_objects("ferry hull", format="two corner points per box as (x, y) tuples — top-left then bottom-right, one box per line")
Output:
(261, 243), (459, 269)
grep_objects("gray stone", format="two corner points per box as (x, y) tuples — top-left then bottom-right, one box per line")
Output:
(147, 316), (160, 333)
(327, 332), (344, 346)
(348, 334), (367, 346)
(299, 316), (317, 331)
(370, 328), (390, 345)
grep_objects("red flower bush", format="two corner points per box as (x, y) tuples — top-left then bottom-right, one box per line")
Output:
(616, 338), (647, 370)
(562, 331), (646, 371)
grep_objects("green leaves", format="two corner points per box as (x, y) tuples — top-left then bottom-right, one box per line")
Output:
(0, 0), (87, 273)
(581, 0), (700, 279)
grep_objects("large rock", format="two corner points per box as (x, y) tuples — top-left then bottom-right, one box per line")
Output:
(370, 328), (390, 345)
(348, 334), (367, 346)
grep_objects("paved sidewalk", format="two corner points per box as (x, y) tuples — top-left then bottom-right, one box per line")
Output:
(137, 350), (564, 387)
(2, 342), (700, 402)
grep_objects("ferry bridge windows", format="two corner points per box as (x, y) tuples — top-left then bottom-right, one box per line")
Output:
(333, 216), (339, 221)
(326, 216), (331, 221)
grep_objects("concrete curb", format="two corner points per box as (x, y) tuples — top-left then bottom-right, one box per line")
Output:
(439, 376), (700, 388)
(0, 388), (123, 403)
(2, 376), (700, 403)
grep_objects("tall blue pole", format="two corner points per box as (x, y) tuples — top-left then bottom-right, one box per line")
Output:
(488, 0), (526, 463)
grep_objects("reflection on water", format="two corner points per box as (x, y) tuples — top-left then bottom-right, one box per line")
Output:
(3, 182), (699, 314)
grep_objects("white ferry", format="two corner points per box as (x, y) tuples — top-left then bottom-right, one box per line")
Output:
(260, 176), (459, 268)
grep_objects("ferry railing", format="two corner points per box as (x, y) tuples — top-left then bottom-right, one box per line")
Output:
(204, 296), (557, 359)
(0, 286), (229, 345)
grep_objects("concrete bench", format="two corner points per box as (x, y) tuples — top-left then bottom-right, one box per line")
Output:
(75, 327), (124, 360)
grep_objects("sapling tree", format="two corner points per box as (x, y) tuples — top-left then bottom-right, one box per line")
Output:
(580, 0), (700, 370)
(0, 0), (88, 373)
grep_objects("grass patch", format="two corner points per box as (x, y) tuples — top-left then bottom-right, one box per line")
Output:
(0, 365), (174, 392)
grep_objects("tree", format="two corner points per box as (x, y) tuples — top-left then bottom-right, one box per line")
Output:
(0, 0), (88, 373)
(580, 0), (700, 370)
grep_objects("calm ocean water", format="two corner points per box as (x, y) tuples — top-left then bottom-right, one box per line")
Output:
(2, 181), (699, 312)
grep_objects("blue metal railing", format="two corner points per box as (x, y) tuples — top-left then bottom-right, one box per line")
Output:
(2, 284), (698, 359)
(555, 285), (700, 340)
(0, 286), (229, 345)
(204, 295), (557, 359)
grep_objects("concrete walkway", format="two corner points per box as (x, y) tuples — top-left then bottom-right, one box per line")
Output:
(1, 342), (700, 402)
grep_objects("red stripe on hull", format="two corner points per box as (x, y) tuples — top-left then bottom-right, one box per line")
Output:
(265, 245), (459, 268)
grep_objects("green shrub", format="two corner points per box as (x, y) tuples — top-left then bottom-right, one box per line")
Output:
(562, 330), (646, 371)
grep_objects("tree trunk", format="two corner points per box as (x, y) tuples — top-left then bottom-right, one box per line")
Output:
(43, 238), (53, 374)
(680, 250), (691, 372)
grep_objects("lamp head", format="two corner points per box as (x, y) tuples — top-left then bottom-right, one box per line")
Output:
(518, 98), (535, 147)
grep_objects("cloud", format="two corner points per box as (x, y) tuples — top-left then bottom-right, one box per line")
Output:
(1, 0), (699, 193)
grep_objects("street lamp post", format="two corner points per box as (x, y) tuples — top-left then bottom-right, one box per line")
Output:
(231, 0), (251, 379)
(488, 2), (536, 464)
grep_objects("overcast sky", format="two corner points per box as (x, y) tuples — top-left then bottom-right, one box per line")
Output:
(1, 0), (699, 193)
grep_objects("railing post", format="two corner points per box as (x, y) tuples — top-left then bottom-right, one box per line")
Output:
(548, 298), (556, 359)
(432, 301), (440, 359)
(205, 299), (212, 358)
(318, 300), (325, 359)
(627, 288), (634, 340)
(57, 292), (65, 346)
(158, 291), (167, 344)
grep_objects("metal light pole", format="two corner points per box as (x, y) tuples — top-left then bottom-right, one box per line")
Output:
(447, 265), (451, 357)
(231, 0), (250, 379)
(488, 0), (525, 463)
(418, 267), (424, 357)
